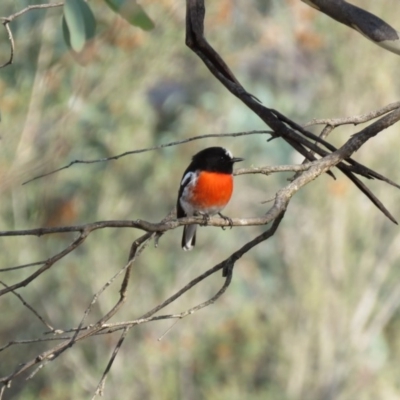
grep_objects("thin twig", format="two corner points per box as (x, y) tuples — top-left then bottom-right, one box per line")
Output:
(0, 2), (64, 69)
(185, 0), (400, 223)
(234, 163), (314, 176)
(82, 213), (286, 335)
(291, 121), (336, 181)
(22, 130), (273, 185)
(304, 102), (400, 128)
(92, 327), (131, 399)
(0, 260), (46, 272)
(1, 3), (63, 23)
(0, 385), (5, 400)
(0, 281), (54, 331)
(70, 232), (153, 346)
(0, 336), (71, 353)
(34, 232), (154, 382)
(26, 360), (50, 380)
(158, 320), (181, 341)
(1, 1), (400, 395)
(0, 23), (14, 68)
(0, 230), (89, 296)
(1, 107), (399, 383)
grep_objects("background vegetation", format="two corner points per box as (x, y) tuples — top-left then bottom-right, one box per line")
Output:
(1, 0), (400, 399)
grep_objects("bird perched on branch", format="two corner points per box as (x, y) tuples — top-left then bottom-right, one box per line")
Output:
(177, 146), (243, 250)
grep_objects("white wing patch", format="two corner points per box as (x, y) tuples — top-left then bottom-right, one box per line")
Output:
(181, 171), (196, 187)
(180, 171), (199, 216)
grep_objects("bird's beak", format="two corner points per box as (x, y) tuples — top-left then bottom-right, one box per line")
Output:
(232, 157), (244, 163)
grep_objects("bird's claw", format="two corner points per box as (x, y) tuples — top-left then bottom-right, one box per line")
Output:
(196, 212), (210, 226)
(218, 212), (233, 230)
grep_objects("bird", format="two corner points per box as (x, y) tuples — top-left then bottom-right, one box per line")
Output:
(177, 147), (243, 251)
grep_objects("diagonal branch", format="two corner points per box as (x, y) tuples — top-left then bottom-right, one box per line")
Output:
(1, 104), (400, 299)
(0, 281), (54, 331)
(1, 104), (398, 388)
(92, 327), (131, 399)
(0, 230), (89, 296)
(0, 213), (285, 386)
(0, 231), (152, 385)
(185, 0), (400, 223)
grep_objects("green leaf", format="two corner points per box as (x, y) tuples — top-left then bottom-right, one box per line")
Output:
(103, 0), (124, 13)
(103, 0), (154, 31)
(62, 15), (72, 50)
(80, 2), (96, 40)
(63, 0), (96, 52)
(129, 4), (154, 31)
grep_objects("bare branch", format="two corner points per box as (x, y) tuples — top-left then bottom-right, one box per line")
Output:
(291, 124), (336, 181)
(1, 3), (63, 24)
(0, 336), (71, 353)
(93, 214), (285, 337)
(0, 230), (89, 296)
(92, 327), (131, 399)
(1, 104), (398, 396)
(234, 163), (314, 176)
(0, 23), (14, 68)
(0, 384), (5, 400)
(0, 260), (47, 272)
(2, 211), (283, 385)
(305, 102), (400, 128)
(22, 130), (272, 185)
(185, 0), (400, 222)
(1, 105), (399, 301)
(0, 232), (153, 385)
(0, 281), (54, 331)
(0, 2), (63, 69)
(70, 232), (154, 343)
(26, 360), (50, 381)
(0, 216), (290, 240)
(1, 1), (400, 395)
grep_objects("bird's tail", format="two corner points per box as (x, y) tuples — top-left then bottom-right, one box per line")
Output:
(182, 224), (197, 251)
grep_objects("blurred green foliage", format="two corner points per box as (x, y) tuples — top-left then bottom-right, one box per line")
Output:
(63, 0), (97, 52)
(1, 1), (400, 399)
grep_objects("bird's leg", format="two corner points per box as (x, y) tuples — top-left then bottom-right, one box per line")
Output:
(218, 212), (233, 230)
(195, 211), (211, 226)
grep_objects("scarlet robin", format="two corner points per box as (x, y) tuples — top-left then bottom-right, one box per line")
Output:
(177, 147), (243, 250)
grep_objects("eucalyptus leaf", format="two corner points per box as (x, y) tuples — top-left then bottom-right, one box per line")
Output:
(63, 0), (96, 52)
(103, 0), (154, 31)
(62, 15), (72, 50)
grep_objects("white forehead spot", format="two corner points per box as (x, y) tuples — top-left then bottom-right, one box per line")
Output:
(224, 148), (233, 159)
